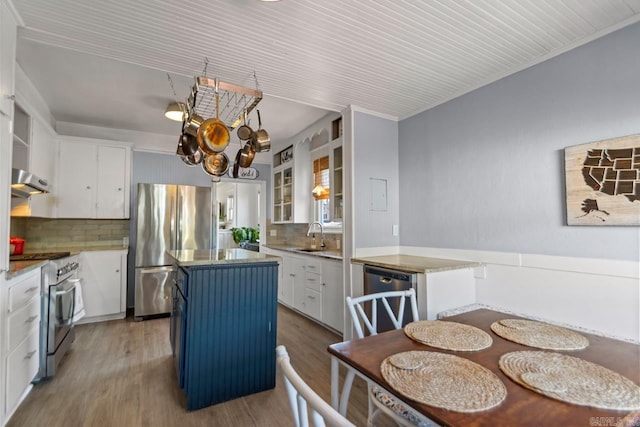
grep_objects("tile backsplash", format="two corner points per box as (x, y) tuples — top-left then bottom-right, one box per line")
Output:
(266, 221), (342, 252)
(10, 217), (130, 251)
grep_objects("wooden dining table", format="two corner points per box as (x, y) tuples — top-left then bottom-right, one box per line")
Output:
(328, 309), (640, 427)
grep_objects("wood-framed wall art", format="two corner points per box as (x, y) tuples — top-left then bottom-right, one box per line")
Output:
(564, 134), (640, 225)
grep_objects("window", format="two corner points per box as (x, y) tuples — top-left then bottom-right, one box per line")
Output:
(312, 155), (342, 230)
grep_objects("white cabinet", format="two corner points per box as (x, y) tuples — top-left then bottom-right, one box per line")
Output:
(217, 230), (235, 250)
(321, 258), (344, 333)
(78, 250), (127, 322)
(27, 118), (56, 217)
(3, 267), (42, 421)
(57, 139), (131, 218)
(11, 114), (57, 218)
(272, 142), (311, 224)
(0, 0), (17, 118)
(295, 257), (322, 317)
(281, 254), (304, 308)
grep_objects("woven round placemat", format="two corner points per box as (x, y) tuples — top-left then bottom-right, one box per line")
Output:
(404, 320), (493, 351)
(380, 351), (507, 412)
(499, 351), (640, 411)
(491, 319), (589, 350)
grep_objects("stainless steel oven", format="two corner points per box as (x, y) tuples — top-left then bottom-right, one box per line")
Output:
(37, 254), (80, 380)
(9, 251), (80, 380)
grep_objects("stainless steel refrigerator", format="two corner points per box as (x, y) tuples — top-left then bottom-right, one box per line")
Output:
(134, 183), (214, 318)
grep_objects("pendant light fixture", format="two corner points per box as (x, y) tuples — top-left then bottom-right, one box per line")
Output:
(164, 102), (187, 121)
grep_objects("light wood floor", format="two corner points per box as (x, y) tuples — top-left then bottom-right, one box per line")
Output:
(7, 305), (377, 427)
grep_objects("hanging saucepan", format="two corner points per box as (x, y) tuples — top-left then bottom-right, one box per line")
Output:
(197, 93), (230, 154)
(251, 110), (270, 152)
(202, 152), (229, 176)
(178, 131), (199, 156)
(184, 112), (204, 137)
(239, 140), (255, 168)
(180, 148), (204, 166)
(233, 149), (242, 178)
(236, 110), (253, 141)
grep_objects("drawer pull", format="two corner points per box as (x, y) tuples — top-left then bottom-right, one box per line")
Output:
(25, 315), (38, 324)
(307, 295), (316, 300)
(289, 273), (295, 277)
(24, 286), (38, 294)
(24, 350), (37, 360)
(307, 265), (317, 270)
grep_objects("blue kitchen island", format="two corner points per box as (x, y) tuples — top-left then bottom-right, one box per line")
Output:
(168, 248), (280, 411)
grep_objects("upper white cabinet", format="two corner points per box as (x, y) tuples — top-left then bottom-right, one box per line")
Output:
(272, 142), (310, 223)
(11, 109), (57, 217)
(1, 0), (18, 274)
(57, 139), (131, 219)
(0, 0), (16, 118)
(28, 118), (57, 217)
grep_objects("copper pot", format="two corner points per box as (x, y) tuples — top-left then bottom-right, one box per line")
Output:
(184, 113), (204, 137)
(202, 152), (229, 176)
(177, 132), (199, 156)
(239, 141), (255, 168)
(236, 111), (253, 141)
(196, 93), (230, 154)
(250, 110), (270, 152)
(197, 117), (230, 154)
(180, 148), (203, 166)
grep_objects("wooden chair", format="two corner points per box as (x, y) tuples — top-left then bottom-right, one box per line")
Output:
(346, 289), (437, 427)
(276, 345), (356, 427)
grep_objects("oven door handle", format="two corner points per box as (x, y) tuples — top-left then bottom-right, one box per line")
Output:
(55, 281), (77, 326)
(56, 286), (76, 296)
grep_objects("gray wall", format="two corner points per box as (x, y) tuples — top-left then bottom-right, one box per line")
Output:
(127, 151), (271, 306)
(354, 111), (400, 248)
(398, 22), (640, 261)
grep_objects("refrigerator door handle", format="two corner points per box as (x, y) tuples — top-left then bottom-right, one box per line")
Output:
(140, 266), (174, 273)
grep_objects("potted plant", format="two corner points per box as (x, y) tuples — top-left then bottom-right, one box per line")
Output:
(230, 227), (260, 244)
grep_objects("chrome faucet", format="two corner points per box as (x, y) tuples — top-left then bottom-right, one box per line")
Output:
(306, 221), (325, 250)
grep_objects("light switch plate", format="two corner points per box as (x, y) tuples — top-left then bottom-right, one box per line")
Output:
(270, 229), (277, 237)
(392, 224), (399, 236)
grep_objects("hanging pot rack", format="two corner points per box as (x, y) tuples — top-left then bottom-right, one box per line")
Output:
(188, 76), (262, 129)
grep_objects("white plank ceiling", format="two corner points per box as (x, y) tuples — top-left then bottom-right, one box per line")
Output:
(12, 0), (640, 147)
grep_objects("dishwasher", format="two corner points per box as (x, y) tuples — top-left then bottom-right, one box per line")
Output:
(363, 265), (417, 334)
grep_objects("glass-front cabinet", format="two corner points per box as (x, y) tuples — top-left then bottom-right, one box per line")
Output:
(272, 143), (310, 224)
(273, 166), (293, 222)
(332, 145), (343, 221)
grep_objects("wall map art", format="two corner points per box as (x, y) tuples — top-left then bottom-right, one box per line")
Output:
(565, 134), (640, 225)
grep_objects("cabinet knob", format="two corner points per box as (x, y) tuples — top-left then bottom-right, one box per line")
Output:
(118, 187), (122, 191)
(24, 350), (37, 360)
(322, 282), (326, 287)
(115, 269), (120, 273)
(86, 186), (91, 190)
(289, 273), (295, 277)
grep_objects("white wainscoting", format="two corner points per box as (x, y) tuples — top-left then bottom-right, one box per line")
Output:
(352, 246), (639, 343)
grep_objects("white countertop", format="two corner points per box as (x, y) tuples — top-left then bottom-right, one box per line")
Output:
(168, 248), (280, 267)
(263, 244), (343, 260)
(351, 254), (480, 273)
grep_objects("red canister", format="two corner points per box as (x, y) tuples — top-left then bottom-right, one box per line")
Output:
(9, 237), (25, 255)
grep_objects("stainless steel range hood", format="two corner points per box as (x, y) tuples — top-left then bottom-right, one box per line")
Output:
(11, 168), (49, 198)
